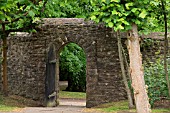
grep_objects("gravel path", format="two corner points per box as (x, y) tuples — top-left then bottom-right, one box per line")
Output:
(12, 106), (89, 113)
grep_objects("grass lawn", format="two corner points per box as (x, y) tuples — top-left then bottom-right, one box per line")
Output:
(0, 94), (41, 112)
(59, 91), (170, 112)
(0, 94), (19, 112)
(59, 91), (86, 99)
(0, 92), (169, 113)
(94, 100), (170, 113)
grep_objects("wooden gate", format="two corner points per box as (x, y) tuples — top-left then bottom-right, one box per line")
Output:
(45, 44), (57, 107)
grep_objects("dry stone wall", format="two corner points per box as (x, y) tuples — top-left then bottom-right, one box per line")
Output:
(1, 18), (164, 107)
(6, 18), (126, 107)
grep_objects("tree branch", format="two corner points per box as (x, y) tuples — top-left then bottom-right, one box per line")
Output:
(0, 12), (28, 24)
(0, 0), (48, 24)
(5, 23), (40, 33)
(160, 0), (170, 97)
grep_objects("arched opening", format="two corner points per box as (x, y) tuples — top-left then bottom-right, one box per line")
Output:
(58, 43), (86, 107)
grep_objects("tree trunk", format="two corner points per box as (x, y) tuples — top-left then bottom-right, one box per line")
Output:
(2, 24), (8, 96)
(116, 31), (134, 109)
(121, 43), (132, 83)
(127, 23), (151, 113)
(160, 0), (170, 97)
(121, 42), (135, 105)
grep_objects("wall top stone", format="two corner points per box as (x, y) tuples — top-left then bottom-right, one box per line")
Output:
(42, 18), (166, 40)
(42, 18), (95, 26)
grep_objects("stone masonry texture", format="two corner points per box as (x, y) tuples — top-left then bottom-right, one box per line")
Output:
(0, 18), (164, 107)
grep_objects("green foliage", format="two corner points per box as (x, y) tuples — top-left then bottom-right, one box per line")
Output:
(89, 0), (170, 33)
(59, 43), (86, 92)
(139, 0), (170, 33)
(89, 0), (150, 31)
(0, 95), (18, 112)
(41, 0), (93, 18)
(140, 38), (160, 50)
(144, 59), (170, 107)
(0, 0), (44, 36)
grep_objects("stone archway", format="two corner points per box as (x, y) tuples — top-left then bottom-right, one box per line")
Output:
(52, 33), (97, 108)
(57, 42), (87, 106)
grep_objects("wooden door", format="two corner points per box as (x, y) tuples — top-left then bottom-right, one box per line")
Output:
(45, 44), (57, 107)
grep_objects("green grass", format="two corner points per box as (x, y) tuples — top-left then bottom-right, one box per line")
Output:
(152, 109), (170, 112)
(1, 92), (169, 113)
(96, 101), (135, 112)
(59, 91), (86, 99)
(0, 105), (18, 112)
(0, 94), (41, 112)
(95, 100), (170, 113)
(0, 94), (18, 112)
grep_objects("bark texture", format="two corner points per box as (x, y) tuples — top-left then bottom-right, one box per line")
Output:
(116, 31), (134, 108)
(2, 23), (8, 96)
(127, 23), (151, 113)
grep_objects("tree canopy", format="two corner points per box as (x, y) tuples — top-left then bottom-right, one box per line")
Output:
(0, 0), (46, 35)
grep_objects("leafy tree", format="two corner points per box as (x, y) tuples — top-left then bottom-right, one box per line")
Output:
(0, 0), (47, 95)
(59, 43), (86, 92)
(160, 0), (170, 97)
(89, 0), (151, 112)
(89, 0), (170, 111)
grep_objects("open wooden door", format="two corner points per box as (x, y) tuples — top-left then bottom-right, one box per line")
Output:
(45, 44), (57, 107)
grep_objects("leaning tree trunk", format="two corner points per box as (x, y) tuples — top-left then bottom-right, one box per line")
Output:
(116, 31), (134, 109)
(2, 23), (8, 96)
(127, 23), (151, 113)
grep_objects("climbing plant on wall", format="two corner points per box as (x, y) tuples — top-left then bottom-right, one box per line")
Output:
(144, 59), (170, 107)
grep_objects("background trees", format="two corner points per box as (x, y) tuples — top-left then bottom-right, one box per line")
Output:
(41, 0), (93, 18)
(59, 43), (86, 92)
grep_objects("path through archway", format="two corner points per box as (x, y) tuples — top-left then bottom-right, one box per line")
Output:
(58, 43), (86, 107)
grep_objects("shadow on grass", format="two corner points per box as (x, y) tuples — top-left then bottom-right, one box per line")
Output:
(0, 94), (42, 112)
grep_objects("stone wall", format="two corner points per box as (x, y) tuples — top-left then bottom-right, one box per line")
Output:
(141, 38), (164, 63)
(6, 18), (126, 107)
(2, 18), (164, 107)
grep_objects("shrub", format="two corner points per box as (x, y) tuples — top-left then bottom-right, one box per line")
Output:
(59, 43), (86, 92)
(144, 59), (170, 107)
